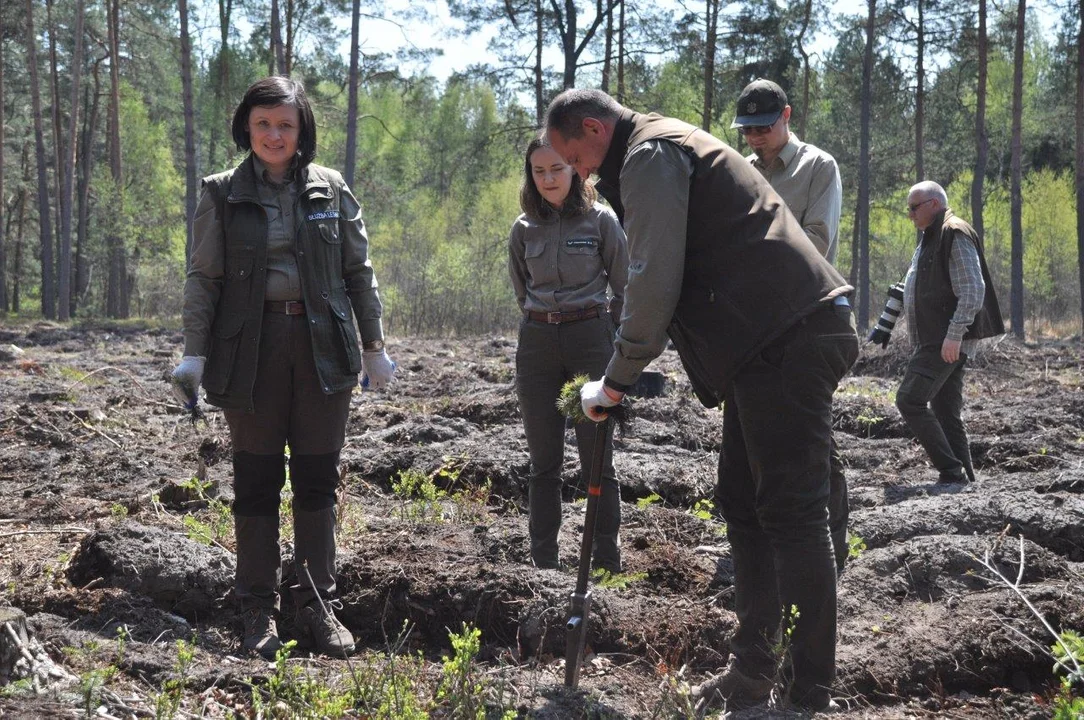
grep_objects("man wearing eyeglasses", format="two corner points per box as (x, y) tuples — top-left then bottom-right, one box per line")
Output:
(732, 79), (842, 262)
(544, 88), (857, 714)
(731, 79), (851, 575)
(875, 181), (1003, 484)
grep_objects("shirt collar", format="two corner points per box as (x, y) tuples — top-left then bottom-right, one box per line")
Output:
(752, 134), (800, 171)
(251, 155), (296, 189)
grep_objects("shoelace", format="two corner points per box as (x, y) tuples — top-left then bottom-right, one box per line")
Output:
(312, 599), (347, 631)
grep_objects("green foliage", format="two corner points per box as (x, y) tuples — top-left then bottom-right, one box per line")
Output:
(690, 498), (715, 522)
(179, 476), (231, 545)
(154, 638), (196, 720)
(848, 534), (867, 560)
(637, 493), (662, 510)
(592, 569), (649, 590)
(557, 375), (592, 423)
(436, 624), (486, 720)
(1053, 676), (1084, 720)
(392, 468), (446, 523)
(255, 641), (355, 717)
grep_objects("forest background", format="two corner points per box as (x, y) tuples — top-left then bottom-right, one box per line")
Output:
(1, 0), (1083, 340)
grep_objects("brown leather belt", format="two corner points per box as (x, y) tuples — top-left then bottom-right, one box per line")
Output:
(264, 300), (306, 315)
(526, 306), (603, 324)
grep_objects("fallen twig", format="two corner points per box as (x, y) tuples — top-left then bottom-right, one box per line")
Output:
(0, 526), (91, 539)
(67, 409), (122, 449)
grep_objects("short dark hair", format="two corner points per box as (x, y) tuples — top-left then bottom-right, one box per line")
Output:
(544, 88), (622, 140)
(519, 135), (596, 221)
(231, 76), (317, 168)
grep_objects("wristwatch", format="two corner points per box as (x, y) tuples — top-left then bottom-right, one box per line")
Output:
(362, 339), (385, 351)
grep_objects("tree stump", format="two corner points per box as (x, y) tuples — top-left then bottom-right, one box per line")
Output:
(0, 606), (30, 685)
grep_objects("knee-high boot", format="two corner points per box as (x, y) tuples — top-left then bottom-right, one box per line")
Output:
(291, 506), (337, 608)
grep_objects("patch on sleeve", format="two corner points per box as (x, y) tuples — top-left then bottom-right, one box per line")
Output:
(306, 210), (340, 221)
(565, 237), (599, 249)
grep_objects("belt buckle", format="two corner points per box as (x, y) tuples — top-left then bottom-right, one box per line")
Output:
(285, 300), (302, 315)
(547, 311), (561, 324)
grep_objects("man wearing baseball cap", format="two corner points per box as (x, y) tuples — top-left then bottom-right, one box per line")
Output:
(731, 78), (852, 577)
(732, 79), (842, 262)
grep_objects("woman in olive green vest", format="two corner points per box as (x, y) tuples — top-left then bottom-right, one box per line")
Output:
(508, 137), (629, 572)
(171, 77), (395, 659)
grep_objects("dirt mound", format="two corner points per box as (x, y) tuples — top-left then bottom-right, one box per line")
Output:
(0, 324), (1080, 718)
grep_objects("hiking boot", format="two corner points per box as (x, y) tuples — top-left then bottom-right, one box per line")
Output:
(937, 468), (968, 484)
(691, 657), (773, 710)
(785, 686), (840, 713)
(296, 599), (355, 657)
(242, 607), (283, 659)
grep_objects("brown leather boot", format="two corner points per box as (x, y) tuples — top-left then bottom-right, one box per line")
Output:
(242, 607), (283, 659)
(296, 599), (355, 657)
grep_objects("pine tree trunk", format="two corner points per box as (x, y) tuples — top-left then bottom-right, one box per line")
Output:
(58, 0), (85, 321)
(345, 0), (361, 188)
(971, 0), (988, 241)
(13, 186), (26, 314)
(857, 0), (875, 330)
(617, 0), (625, 101)
(14, 144), (31, 313)
(702, 0), (718, 132)
(561, 0), (577, 89)
(1009, 0), (1026, 339)
(179, 0), (197, 266)
(75, 69), (100, 315)
(26, 0), (56, 319)
(602, 0), (613, 92)
(270, 0), (285, 75)
(796, 0), (812, 139)
(107, 0), (126, 318)
(47, 0), (64, 256)
(535, 0), (544, 123)
(914, 0), (925, 182)
(284, 0), (294, 77)
(1076, 0), (1084, 336)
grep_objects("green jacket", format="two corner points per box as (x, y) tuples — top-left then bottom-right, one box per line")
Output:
(185, 155), (383, 410)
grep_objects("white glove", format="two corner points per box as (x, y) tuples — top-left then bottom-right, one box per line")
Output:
(171, 356), (206, 407)
(361, 349), (396, 390)
(580, 379), (623, 422)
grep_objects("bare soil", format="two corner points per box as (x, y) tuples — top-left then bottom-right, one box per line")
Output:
(0, 321), (1081, 719)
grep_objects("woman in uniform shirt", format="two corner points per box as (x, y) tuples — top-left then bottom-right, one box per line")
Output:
(508, 136), (629, 572)
(171, 77), (395, 658)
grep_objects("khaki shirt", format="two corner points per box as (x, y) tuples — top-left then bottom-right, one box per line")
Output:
(750, 135), (842, 263)
(508, 203), (628, 322)
(251, 157), (303, 302)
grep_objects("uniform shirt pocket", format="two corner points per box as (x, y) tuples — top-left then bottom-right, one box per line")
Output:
(558, 235), (603, 287)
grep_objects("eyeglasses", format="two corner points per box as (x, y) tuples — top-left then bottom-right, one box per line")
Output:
(738, 120), (778, 136)
(907, 198), (934, 213)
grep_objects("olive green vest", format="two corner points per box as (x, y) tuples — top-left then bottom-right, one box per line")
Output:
(199, 156), (363, 410)
(596, 111), (850, 406)
(914, 210), (1004, 344)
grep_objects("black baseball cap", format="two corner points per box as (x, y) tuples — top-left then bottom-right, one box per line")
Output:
(732, 79), (788, 128)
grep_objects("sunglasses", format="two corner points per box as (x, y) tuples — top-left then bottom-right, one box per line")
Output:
(907, 198), (934, 213)
(738, 120), (778, 136)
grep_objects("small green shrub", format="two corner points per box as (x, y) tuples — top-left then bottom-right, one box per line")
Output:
(637, 493), (662, 510)
(592, 569), (648, 590)
(689, 498), (715, 521)
(848, 534), (867, 560)
(392, 468), (446, 523)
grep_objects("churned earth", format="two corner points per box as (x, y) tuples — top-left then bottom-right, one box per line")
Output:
(0, 320), (1081, 719)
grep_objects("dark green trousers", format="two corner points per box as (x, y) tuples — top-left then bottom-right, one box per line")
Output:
(515, 314), (622, 572)
(225, 312), (352, 610)
(716, 302), (858, 710)
(895, 345), (973, 482)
